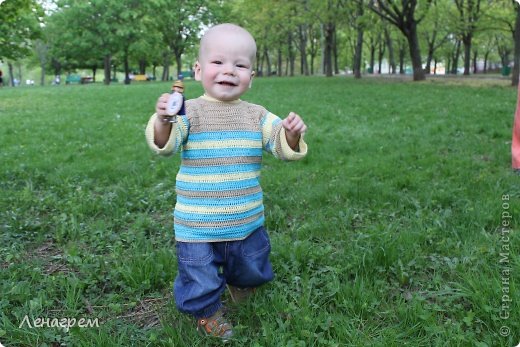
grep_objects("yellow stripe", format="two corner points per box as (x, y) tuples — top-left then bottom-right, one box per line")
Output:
(176, 170), (261, 183)
(185, 139), (261, 150)
(175, 199), (263, 214)
(262, 112), (278, 147)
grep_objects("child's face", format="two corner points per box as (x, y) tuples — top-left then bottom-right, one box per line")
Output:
(195, 27), (255, 101)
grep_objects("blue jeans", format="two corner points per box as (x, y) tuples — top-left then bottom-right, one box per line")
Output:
(173, 226), (274, 319)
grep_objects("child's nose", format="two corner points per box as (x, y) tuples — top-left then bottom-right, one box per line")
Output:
(222, 63), (236, 75)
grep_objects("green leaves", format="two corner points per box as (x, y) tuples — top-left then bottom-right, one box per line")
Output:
(0, 0), (43, 61)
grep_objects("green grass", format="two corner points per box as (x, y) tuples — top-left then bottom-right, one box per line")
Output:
(1, 76), (519, 346)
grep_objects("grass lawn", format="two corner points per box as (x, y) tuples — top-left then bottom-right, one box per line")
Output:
(1, 76), (519, 346)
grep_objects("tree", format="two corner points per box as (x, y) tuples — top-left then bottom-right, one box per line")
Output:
(0, 0), (43, 86)
(350, 0), (368, 78)
(46, 0), (122, 84)
(152, 0), (218, 81)
(317, 0), (346, 77)
(34, 39), (48, 85)
(483, 1), (519, 83)
(454, 0), (483, 75)
(421, 0), (451, 74)
(369, 0), (433, 81)
(111, 0), (154, 84)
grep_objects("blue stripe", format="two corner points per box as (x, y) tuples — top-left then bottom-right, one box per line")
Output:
(174, 205), (264, 222)
(174, 216), (265, 241)
(188, 131), (261, 142)
(261, 112), (282, 126)
(182, 147), (263, 159)
(176, 178), (260, 192)
(272, 118), (282, 126)
(177, 192), (263, 207)
(260, 113), (269, 126)
(179, 163), (261, 175)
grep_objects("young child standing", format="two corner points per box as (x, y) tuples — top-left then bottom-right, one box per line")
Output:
(145, 23), (308, 340)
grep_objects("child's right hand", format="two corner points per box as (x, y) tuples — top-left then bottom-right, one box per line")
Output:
(155, 93), (171, 119)
(153, 93), (174, 148)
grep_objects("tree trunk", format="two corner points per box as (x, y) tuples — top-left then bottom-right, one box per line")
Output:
(139, 60), (146, 75)
(369, 37), (375, 74)
(353, 2), (364, 79)
(323, 22), (334, 77)
(399, 42), (406, 74)
(288, 32), (295, 77)
(162, 51), (171, 81)
(451, 40), (461, 74)
(298, 24), (309, 75)
(405, 22), (425, 81)
(472, 50), (478, 73)
(52, 58), (62, 76)
(112, 64), (117, 80)
(15, 63), (22, 84)
(385, 27), (396, 74)
(353, 26), (364, 78)
(40, 65), (46, 86)
(162, 66), (169, 81)
(424, 32), (436, 75)
(377, 33), (385, 74)
(175, 54), (182, 78)
(462, 35), (472, 75)
(258, 46), (264, 76)
(8, 62), (15, 87)
(309, 25), (318, 75)
(277, 48), (282, 77)
(333, 27), (339, 75)
(124, 52), (131, 85)
(264, 48), (271, 76)
(104, 55), (111, 85)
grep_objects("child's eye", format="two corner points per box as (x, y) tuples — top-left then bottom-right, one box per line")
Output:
(237, 64), (248, 69)
(212, 61), (222, 65)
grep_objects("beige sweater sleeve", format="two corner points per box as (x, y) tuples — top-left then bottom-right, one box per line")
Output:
(262, 112), (308, 161)
(145, 113), (188, 155)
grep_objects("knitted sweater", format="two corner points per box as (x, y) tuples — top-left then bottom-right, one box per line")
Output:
(145, 95), (308, 242)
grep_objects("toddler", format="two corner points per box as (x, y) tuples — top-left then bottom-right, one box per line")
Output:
(145, 23), (308, 340)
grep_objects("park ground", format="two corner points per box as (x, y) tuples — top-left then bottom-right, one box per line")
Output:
(0, 75), (519, 346)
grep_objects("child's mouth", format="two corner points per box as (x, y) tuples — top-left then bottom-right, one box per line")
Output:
(218, 81), (236, 86)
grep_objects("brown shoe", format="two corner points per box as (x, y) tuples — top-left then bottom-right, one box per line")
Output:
(227, 284), (256, 304)
(197, 308), (233, 341)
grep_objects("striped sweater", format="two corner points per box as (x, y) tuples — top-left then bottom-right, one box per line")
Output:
(145, 95), (308, 242)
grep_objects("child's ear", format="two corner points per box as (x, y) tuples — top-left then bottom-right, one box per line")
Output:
(249, 71), (255, 88)
(194, 61), (202, 81)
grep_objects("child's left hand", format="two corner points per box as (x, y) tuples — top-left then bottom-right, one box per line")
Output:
(282, 112), (307, 150)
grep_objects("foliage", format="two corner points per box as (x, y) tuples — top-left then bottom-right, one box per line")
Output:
(3, 0), (520, 85)
(151, 0), (221, 78)
(0, 0), (43, 61)
(0, 76), (518, 346)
